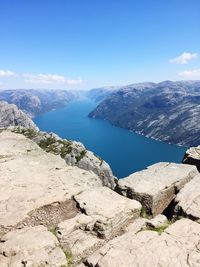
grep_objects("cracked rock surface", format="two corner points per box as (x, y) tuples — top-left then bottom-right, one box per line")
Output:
(175, 174), (200, 220)
(86, 218), (200, 267)
(117, 162), (198, 215)
(1, 130), (200, 267)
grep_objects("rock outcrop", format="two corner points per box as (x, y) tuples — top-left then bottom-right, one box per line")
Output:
(86, 218), (200, 267)
(175, 175), (200, 220)
(0, 131), (102, 236)
(10, 127), (116, 189)
(0, 101), (38, 130)
(74, 187), (141, 239)
(1, 130), (200, 266)
(0, 226), (67, 267)
(182, 146), (200, 172)
(117, 162), (198, 215)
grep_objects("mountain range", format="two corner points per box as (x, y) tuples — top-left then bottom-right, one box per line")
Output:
(0, 89), (78, 117)
(89, 80), (200, 147)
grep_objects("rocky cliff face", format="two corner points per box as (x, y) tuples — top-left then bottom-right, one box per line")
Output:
(0, 101), (38, 130)
(0, 89), (78, 117)
(89, 80), (200, 147)
(10, 127), (116, 189)
(182, 146), (200, 172)
(1, 131), (200, 266)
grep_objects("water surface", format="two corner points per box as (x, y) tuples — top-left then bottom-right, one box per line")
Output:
(34, 98), (186, 178)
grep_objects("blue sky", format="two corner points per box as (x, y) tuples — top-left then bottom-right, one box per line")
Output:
(0, 0), (200, 89)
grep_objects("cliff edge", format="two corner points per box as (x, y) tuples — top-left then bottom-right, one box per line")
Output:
(1, 131), (200, 266)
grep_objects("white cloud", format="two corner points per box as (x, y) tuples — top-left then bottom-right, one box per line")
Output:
(0, 70), (16, 77)
(23, 73), (82, 85)
(178, 69), (200, 79)
(170, 52), (198, 64)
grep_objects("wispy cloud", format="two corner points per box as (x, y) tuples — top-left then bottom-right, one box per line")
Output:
(170, 52), (198, 64)
(178, 69), (200, 79)
(0, 70), (16, 77)
(23, 73), (82, 85)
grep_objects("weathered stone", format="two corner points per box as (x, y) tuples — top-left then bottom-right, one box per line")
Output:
(0, 101), (38, 130)
(175, 175), (200, 220)
(117, 162), (198, 215)
(56, 214), (104, 264)
(146, 214), (168, 228)
(56, 214), (95, 236)
(0, 226), (67, 267)
(125, 217), (149, 233)
(10, 127), (116, 189)
(74, 187), (141, 239)
(183, 146), (200, 172)
(0, 131), (102, 235)
(86, 219), (200, 267)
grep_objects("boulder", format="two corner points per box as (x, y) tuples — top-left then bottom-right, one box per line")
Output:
(146, 214), (168, 228)
(86, 219), (200, 267)
(0, 226), (67, 267)
(117, 162), (198, 215)
(183, 146), (200, 172)
(0, 131), (102, 236)
(74, 187), (141, 239)
(175, 175), (200, 220)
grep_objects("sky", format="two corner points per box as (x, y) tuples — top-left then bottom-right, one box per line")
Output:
(0, 0), (200, 90)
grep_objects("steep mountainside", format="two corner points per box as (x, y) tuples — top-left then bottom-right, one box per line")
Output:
(0, 101), (38, 130)
(0, 89), (78, 117)
(89, 81), (200, 147)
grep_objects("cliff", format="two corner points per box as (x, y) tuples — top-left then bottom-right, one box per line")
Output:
(0, 101), (38, 130)
(89, 80), (200, 147)
(1, 130), (200, 266)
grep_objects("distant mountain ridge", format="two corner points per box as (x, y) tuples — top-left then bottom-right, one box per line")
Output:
(0, 89), (78, 117)
(89, 80), (200, 147)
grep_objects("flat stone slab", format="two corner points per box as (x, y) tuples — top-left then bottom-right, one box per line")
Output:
(0, 131), (102, 235)
(86, 218), (200, 267)
(0, 226), (67, 267)
(117, 162), (198, 215)
(183, 146), (200, 172)
(57, 214), (104, 264)
(175, 175), (200, 220)
(74, 187), (141, 239)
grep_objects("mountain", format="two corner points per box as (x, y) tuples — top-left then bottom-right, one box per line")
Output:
(0, 101), (38, 130)
(87, 86), (119, 102)
(89, 80), (200, 147)
(0, 89), (78, 117)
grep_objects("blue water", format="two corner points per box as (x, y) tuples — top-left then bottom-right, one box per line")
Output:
(34, 98), (186, 178)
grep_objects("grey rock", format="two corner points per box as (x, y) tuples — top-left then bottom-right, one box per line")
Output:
(0, 226), (67, 267)
(57, 215), (104, 264)
(0, 131), (102, 235)
(183, 146), (200, 172)
(0, 101), (38, 130)
(86, 218), (200, 267)
(10, 127), (116, 188)
(146, 214), (168, 228)
(117, 162), (198, 215)
(175, 175), (200, 220)
(74, 187), (141, 239)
